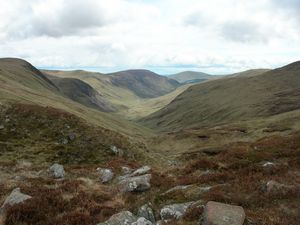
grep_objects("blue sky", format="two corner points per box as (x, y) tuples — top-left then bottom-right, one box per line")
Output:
(0, 0), (300, 75)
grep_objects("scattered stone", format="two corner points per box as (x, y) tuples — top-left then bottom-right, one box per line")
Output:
(97, 211), (137, 225)
(203, 201), (245, 225)
(97, 168), (114, 183)
(48, 163), (65, 179)
(119, 174), (151, 192)
(5, 118), (10, 123)
(138, 204), (156, 223)
(67, 133), (76, 141)
(110, 145), (124, 157)
(1, 188), (32, 212)
(121, 166), (133, 175)
(262, 162), (276, 174)
(0, 124), (4, 130)
(160, 202), (195, 220)
(131, 166), (151, 177)
(131, 217), (153, 225)
(60, 138), (69, 145)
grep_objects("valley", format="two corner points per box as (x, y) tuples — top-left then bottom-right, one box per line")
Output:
(0, 58), (299, 225)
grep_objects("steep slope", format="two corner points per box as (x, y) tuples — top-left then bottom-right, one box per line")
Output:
(142, 61), (300, 131)
(168, 71), (214, 84)
(108, 69), (180, 98)
(47, 75), (114, 112)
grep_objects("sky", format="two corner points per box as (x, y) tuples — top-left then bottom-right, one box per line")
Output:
(0, 0), (299, 75)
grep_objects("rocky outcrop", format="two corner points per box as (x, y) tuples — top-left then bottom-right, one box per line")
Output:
(1, 188), (32, 212)
(48, 163), (65, 179)
(119, 174), (151, 192)
(137, 204), (156, 223)
(202, 201), (245, 225)
(97, 168), (114, 183)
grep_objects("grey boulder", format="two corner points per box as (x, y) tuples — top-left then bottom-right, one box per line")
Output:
(202, 201), (245, 225)
(48, 163), (65, 179)
(97, 168), (114, 183)
(119, 174), (151, 192)
(1, 188), (32, 212)
(97, 211), (137, 225)
(138, 204), (156, 223)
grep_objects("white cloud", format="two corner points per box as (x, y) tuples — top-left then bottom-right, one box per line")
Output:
(0, 0), (299, 74)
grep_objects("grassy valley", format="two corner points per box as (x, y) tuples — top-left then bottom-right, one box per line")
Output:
(0, 58), (299, 225)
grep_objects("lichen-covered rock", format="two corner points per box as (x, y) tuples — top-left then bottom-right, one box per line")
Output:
(48, 163), (65, 179)
(97, 211), (137, 225)
(119, 174), (151, 192)
(138, 204), (155, 223)
(160, 202), (194, 220)
(97, 168), (114, 183)
(1, 188), (32, 212)
(203, 201), (245, 225)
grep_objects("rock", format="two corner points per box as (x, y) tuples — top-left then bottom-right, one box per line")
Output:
(131, 166), (151, 177)
(97, 211), (137, 225)
(48, 163), (65, 179)
(203, 201), (245, 225)
(97, 168), (114, 183)
(131, 217), (153, 225)
(121, 166), (133, 175)
(160, 202), (194, 220)
(1, 188), (32, 212)
(262, 162), (276, 174)
(67, 133), (76, 141)
(119, 174), (151, 192)
(110, 145), (124, 157)
(138, 204), (156, 223)
(60, 138), (68, 145)
(0, 125), (4, 130)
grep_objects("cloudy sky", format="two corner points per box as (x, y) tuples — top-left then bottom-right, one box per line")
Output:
(0, 0), (299, 74)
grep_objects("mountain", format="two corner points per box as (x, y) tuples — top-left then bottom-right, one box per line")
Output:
(168, 71), (215, 84)
(142, 61), (300, 131)
(46, 75), (115, 112)
(0, 58), (149, 137)
(108, 69), (180, 98)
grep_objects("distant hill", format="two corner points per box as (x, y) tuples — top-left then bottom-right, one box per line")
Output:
(141, 61), (300, 131)
(168, 71), (215, 84)
(109, 69), (180, 98)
